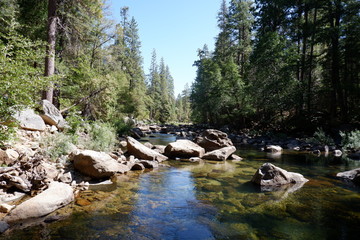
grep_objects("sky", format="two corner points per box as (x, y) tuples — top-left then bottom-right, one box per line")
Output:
(108, 0), (221, 96)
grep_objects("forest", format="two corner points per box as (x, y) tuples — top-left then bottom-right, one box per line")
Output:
(0, 0), (191, 144)
(192, 0), (359, 133)
(0, 0), (359, 143)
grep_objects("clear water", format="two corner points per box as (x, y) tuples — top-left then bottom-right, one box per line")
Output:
(3, 135), (360, 240)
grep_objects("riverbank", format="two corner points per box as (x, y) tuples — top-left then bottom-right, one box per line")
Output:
(1, 104), (359, 235)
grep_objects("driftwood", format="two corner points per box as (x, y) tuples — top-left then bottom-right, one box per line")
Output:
(60, 87), (107, 114)
(0, 155), (60, 193)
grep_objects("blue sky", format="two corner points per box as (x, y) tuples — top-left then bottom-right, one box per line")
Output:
(108, 0), (221, 95)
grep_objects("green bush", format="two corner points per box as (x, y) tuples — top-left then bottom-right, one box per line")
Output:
(113, 119), (133, 136)
(78, 121), (117, 152)
(41, 133), (77, 161)
(340, 130), (360, 151)
(308, 128), (334, 146)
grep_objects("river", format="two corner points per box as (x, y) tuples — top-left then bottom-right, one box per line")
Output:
(3, 133), (360, 239)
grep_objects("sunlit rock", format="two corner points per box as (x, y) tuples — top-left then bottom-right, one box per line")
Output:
(251, 163), (308, 188)
(4, 182), (74, 223)
(71, 150), (130, 179)
(127, 137), (168, 162)
(165, 140), (205, 158)
(203, 146), (236, 161)
(195, 129), (233, 152)
(336, 168), (360, 185)
(264, 145), (283, 153)
(13, 109), (46, 132)
(39, 100), (68, 130)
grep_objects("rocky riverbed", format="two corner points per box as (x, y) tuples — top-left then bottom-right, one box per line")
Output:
(0, 103), (359, 234)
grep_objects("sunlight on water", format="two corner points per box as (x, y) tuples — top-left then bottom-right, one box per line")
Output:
(3, 134), (360, 240)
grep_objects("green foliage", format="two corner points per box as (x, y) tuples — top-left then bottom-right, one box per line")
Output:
(0, 17), (49, 143)
(340, 130), (360, 150)
(78, 121), (117, 152)
(41, 133), (77, 161)
(113, 119), (133, 136)
(308, 128), (335, 146)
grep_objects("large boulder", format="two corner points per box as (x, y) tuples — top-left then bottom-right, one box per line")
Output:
(39, 100), (67, 130)
(71, 150), (130, 179)
(194, 129), (233, 152)
(165, 140), (205, 158)
(336, 168), (360, 185)
(13, 109), (46, 131)
(202, 146), (236, 161)
(251, 163), (308, 188)
(4, 181), (74, 223)
(126, 137), (168, 162)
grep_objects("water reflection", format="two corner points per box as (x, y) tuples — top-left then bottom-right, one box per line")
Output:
(2, 139), (360, 239)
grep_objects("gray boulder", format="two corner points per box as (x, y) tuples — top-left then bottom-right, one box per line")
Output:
(39, 100), (67, 130)
(4, 181), (74, 222)
(202, 146), (236, 161)
(194, 129), (233, 152)
(13, 109), (46, 131)
(251, 163), (308, 188)
(165, 140), (205, 158)
(127, 137), (168, 162)
(337, 168), (360, 185)
(71, 150), (130, 179)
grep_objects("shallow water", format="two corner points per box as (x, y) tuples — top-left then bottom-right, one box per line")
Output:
(3, 135), (360, 240)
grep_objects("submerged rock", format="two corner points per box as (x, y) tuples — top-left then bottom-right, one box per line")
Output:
(165, 140), (205, 158)
(336, 168), (360, 185)
(202, 146), (236, 161)
(127, 137), (168, 162)
(4, 181), (74, 223)
(251, 163), (308, 188)
(72, 150), (130, 179)
(195, 129), (233, 152)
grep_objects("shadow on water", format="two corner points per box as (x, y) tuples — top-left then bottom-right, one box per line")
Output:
(3, 134), (360, 239)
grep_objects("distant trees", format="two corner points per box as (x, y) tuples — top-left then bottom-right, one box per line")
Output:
(147, 50), (177, 124)
(191, 0), (360, 131)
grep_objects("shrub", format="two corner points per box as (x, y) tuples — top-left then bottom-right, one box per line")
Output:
(340, 130), (360, 151)
(78, 121), (117, 152)
(41, 133), (77, 161)
(113, 119), (133, 137)
(308, 128), (334, 146)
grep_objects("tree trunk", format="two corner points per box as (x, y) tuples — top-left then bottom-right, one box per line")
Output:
(307, 6), (317, 112)
(43, 0), (57, 103)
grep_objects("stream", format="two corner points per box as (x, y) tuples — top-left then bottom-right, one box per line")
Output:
(3, 133), (360, 239)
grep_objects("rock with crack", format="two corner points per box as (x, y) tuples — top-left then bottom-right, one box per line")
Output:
(39, 100), (68, 130)
(4, 181), (74, 223)
(71, 150), (130, 179)
(165, 140), (205, 159)
(202, 146), (236, 161)
(251, 163), (308, 188)
(194, 129), (233, 152)
(126, 137), (168, 162)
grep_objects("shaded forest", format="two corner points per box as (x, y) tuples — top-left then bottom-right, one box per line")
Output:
(192, 0), (360, 132)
